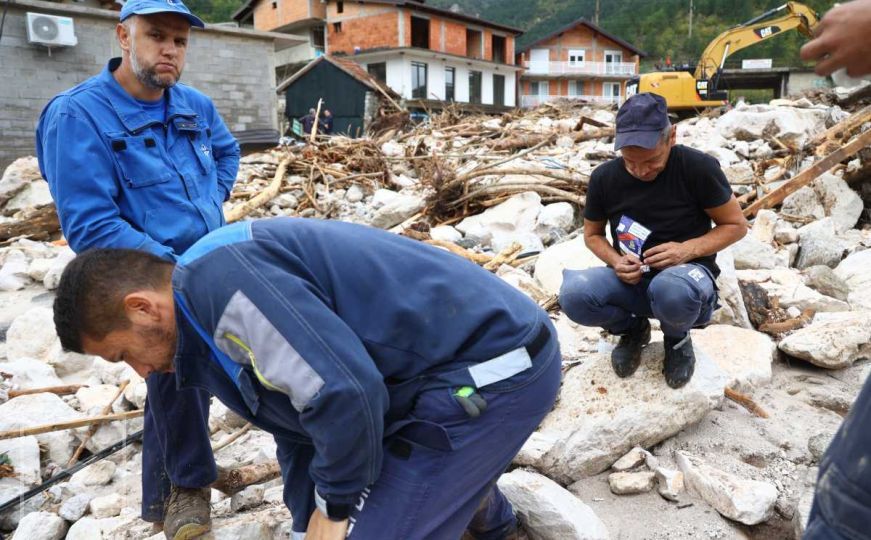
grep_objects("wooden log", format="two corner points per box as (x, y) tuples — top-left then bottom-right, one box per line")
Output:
(67, 380), (130, 467)
(225, 157), (291, 223)
(212, 461), (282, 496)
(483, 243), (522, 272)
(808, 104), (871, 155)
(758, 309), (815, 335)
(0, 410), (143, 441)
(425, 239), (492, 265)
(743, 129), (871, 218)
(7, 384), (86, 400)
(0, 204), (60, 242)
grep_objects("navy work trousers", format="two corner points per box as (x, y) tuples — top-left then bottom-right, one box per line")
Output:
(559, 264), (718, 338)
(805, 373), (871, 539)
(279, 323), (563, 539)
(141, 372), (216, 522)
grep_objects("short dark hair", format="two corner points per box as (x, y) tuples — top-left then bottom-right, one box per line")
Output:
(53, 249), (174, 353)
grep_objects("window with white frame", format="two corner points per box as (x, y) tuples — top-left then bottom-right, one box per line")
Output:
(604, 82), (621, 100)
(568, 49), (585, 66)
(568, 80), (584, 96)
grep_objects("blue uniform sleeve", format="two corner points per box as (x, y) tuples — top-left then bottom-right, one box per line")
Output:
(189, 263), (389, 506)
(36, 101), (175, 259)
(207, 104), (240, 202)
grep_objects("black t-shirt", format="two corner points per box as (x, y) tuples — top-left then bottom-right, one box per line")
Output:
(584, 145), (733, 278)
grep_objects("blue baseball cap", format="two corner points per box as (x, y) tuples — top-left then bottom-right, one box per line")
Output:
(120, 0), (205, 29)
(614, 93), (671, 150)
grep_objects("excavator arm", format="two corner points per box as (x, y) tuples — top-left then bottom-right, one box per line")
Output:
(695, 2), (819, 83)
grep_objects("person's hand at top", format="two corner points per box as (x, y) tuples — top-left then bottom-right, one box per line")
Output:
(800, 0), (871, 77)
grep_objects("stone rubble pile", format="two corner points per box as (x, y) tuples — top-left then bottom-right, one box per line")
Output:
(0, 94), (868, 539)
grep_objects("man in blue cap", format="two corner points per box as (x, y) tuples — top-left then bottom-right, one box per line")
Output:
(36, 1), (240, 538)
(559, 92), (747, 388)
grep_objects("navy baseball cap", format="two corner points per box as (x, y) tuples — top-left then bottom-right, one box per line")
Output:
(614, 93), (671, 150)
(120, 0), (205, 29)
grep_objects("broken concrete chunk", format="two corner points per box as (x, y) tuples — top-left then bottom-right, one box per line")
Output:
(10, 511), (67, 540)
(676, 451), (777, 525)
(71, 460), (117, 487)
(611, 447), (649, 472)
(778, 311), (871, 369)
(498, 469), (609, 540)
(655, 468), (685, 502)
(59, 493), (95, 522)
(89, 493), (124, 519)
(533, 237), (604, 296)
(608, 471), (656, 495)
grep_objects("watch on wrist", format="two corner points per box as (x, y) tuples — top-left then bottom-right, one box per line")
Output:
(314, 488), (352, 521)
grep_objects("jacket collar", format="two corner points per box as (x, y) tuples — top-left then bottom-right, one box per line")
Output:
(99, 58), (198, 134)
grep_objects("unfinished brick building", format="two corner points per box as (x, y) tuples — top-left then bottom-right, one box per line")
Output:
(234, 0), (522, 110)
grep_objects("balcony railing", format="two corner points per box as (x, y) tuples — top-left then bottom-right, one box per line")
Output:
(523, 61), (637, 77)
(520, 94), (623, 108)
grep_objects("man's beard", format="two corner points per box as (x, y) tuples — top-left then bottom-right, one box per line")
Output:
(129, 39), (181, 90)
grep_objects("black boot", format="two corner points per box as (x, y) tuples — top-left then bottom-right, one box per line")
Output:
(663, 334), (695, 389)
(610, 318), (651, 378)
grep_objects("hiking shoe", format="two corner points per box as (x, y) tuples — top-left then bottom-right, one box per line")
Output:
(663, 334), (695, 389)
(611, 318), (651, 378)
(163, 486), (211, 540)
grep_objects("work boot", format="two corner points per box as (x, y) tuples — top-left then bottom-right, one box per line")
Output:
(663, 334), (695, 389)
(610, 318), (651, 378)
(163, 486), (211, 540)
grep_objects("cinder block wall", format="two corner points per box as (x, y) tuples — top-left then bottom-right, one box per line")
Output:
(0, 0), (278, 171)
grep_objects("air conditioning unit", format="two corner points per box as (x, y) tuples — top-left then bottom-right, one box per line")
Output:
(26, 12), (78, 48)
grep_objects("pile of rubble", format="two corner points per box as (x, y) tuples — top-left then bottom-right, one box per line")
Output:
(0, 86), (869, 539)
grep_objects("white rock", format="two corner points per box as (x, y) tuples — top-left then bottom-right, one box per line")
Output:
(528, 344), (728, 482)
(429, 225), (463, 243)
(535, 202), (575, 244)
(4, 182), (53, 214)
(0, 358), (62, 389)
(813, 173), (863, 233)
(834, 249), (871, 292)
(0, 157), (42, 207)
(11, 511), (67, 540)
(370, 193), (425, 229)
(0, 393), (82, 464)
(782, 186), (826, 222)
(796, 218), (843, 269)
(370, 188), (400, 208)
(737, 268), (851, 313)
(655, 468), (685, 501)
(124, 381), (148, 409)
(802, 265), (851, 301)
(71, 460), (117, 487)
(774, 222), (799, 244)
(498, 469), (609, 540)
(497, 265), (551, 304)
(750, 210), (778, 244)
(264, 485), (284, 505)
(212, 519), (273, 540)
(717, 105), (825, 147)
(0, 436), (40, 485)
(92, 357), (140, 386)
(344, 185), (364, 203)
(778, 312), (871, 369)
(43, 247), (75, 290)
(514, 432), (561, 468)
(676, 451), (777, 525)
(691, 325), (775, 391)
(611, 447), (649, 472)
(710, 249), (752, 329)
(59, 493), (94, 521)
(457, 192), (543, 247)
(731, 235), (777, 270)
(89, 493), (124, 518)
(26, 258), (53, 282)
(549, 312), (605, 360)
(6, 307), (57, 362)
(0, 257), (29, 291)
(608, 471), (656, 495)
(534, 237), (604, 296)
(64, 516), (128, 540)
(793, 487), (815, 538)
(556, 135), (575, 148)
(231, 484), (265, 512)
(75, 384), (120, 413)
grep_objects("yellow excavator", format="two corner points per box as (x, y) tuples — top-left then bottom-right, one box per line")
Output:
(626, 2), (819, 111)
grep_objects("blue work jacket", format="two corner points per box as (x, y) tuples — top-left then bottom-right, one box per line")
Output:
(36, 58), (240, 258)
(170, 218), (547, 509)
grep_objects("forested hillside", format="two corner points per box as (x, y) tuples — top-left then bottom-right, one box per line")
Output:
(193, 0), (835, 68)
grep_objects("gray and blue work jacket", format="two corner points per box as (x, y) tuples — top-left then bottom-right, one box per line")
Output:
(171, 218), (549, 511)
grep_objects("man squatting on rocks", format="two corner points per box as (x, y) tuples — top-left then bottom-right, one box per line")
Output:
(799, 0), (871, 537)
(52, 218), (562, 540)
(36, 1), (239, 537)
(559, 93), (748, 388)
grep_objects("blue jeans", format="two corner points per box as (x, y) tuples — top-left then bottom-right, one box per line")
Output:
(279, 323), (563, 540)
(805, 374), (871, 540)
(559, 264), (718, 338)
(141, 373), (216, 522)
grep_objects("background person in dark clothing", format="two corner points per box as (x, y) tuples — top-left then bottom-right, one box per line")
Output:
(300, 108), (316, 135)
(559, 93), (747, 389)
(319, 109), (334, 135)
